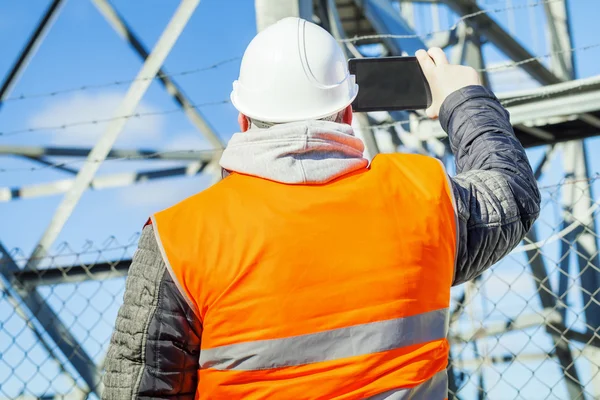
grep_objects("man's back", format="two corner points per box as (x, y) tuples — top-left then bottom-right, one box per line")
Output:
(102, 17), (540, 400)
(152, 153), (454, 398)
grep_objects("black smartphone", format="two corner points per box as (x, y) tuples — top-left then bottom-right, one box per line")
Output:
(348, 57), (432, 112)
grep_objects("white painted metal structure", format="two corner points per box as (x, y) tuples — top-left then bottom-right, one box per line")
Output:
(1, 0), (599, 398)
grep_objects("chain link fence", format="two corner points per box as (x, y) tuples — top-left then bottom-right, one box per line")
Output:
(1, 176), (599, 400)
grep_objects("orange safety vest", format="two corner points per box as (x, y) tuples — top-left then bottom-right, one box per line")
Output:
(152, 153), (457, 399)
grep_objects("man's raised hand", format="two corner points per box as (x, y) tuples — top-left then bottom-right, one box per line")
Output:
(416, 48), (481, 119)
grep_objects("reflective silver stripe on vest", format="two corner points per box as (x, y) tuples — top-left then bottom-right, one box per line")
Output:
(200, 308), (449, 371)
(367, 370), (448, 400)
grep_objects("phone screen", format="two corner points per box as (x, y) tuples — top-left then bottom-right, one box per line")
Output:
(348, 57), (431, 112)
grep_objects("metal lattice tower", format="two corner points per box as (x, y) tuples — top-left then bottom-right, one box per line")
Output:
(1, 0), (600, 398)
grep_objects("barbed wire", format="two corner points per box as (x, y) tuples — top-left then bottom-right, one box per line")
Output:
(0, 99), (231, 137)
(0, 0), (596, 141)
(338, 0), (560, 43)
(1, 57), (241, 104)
(2, 38), (597, 139)
(537, 173), (600, 190)
(2, 49), (595, 139)
(0, 72), (597, 172)
(0, 0), (574, 108)
(482, 43), (600, 74)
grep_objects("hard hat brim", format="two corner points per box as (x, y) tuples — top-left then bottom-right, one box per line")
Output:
(230, 81), (359, 124)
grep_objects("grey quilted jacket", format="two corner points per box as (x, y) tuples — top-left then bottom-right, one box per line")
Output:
(102, 86), (540, 398)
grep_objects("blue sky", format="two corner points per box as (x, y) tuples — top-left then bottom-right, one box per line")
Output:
(0, 0), (256, 254)
(1, 0), (600, 398)
(0, 0), (598, 252)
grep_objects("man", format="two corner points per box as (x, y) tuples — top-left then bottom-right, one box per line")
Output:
(103, 17), (540, 399)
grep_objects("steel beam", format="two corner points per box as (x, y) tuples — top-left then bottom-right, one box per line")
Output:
(430, 1), (441, 31)
(450, 22), (468, 65)
(557, 218), (577, 320)
(561, 143), (600, 330)
(532, 3), (587, 397)
(498, 74), (600, 105)
(255, 0), (313, 32)
(544, 0), (575, 81)
(524, 235), (563, 317)
(354, 0), (426, 56)
(91, 0), (224, 150)
(544, 0), (600, 338)
(437, 4), (587, 393)
(0, 161), (208, 201)
(25, 0), (201, 270)
(22, 156), (80, 175)
(542, 1), (600, 395)
(316, 0), (332, 31)
(326, 0), (362, 58)
(464, 35), (490, 88)
(504, 90), (600, 126)
(398, 0), (440, 3)
(0, 243), (101, 393)
(399, 0), (415, 29)
(447, 350), (461, 400)
(450, 23), (490, 88)
(441, 0), (562, 85)
(0, 145), (218, 161)
(533, 145), (557, 180)
(0, 0), (66, 109)
(560, 331), (600, 348)
(515, 124), (555, 142)
(440, 0), (599, 131)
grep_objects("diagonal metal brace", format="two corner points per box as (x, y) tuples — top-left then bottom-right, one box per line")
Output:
(91, 0), (225, 150)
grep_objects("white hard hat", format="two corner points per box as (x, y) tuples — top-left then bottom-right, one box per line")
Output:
(231, 17), (358, 123)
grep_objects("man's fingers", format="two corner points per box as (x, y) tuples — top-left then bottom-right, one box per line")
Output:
(426, 107), (438, 120)
(427, 47), (448, 66)
(416, 49), (435, 78)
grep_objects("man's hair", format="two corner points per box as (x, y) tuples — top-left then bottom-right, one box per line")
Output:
(249, 109), (345, 129)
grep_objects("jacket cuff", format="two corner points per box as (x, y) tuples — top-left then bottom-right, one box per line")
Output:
(439, 85), (499, 133)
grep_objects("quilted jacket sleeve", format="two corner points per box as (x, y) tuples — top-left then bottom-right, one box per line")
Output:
(441, 86), (541, 285)
(102, 224), (202, 399)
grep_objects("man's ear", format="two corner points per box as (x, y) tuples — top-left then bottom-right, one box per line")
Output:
(238, 113), (250, 132)
(342, 105), (353, 125)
